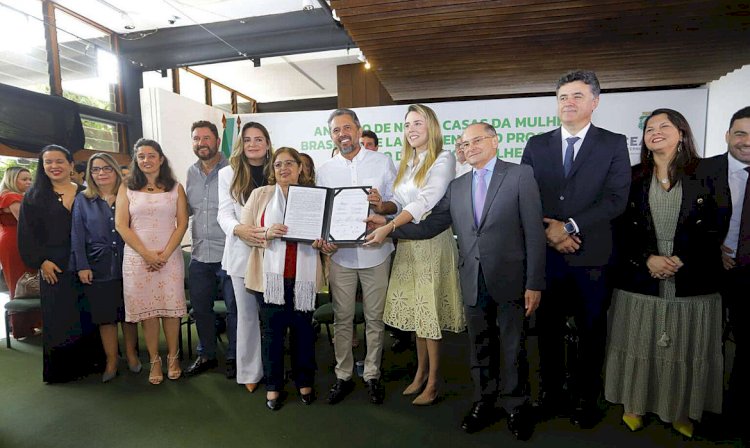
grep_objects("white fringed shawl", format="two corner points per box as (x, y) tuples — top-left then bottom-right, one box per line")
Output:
(261, 184), (316, 311)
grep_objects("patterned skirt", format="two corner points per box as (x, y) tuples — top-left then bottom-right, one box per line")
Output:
(604, 288), (723, 422)
(383, 228), (465, 339)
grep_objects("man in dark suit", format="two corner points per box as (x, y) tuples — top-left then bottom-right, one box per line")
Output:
(520, 70), (631, 428)
(703, 106), (750, 443)
(366, 123), (546, 440)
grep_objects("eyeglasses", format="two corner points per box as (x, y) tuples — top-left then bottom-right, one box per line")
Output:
(457, 135), (494, 151)
(273, 160), (298, 169)
(91, 166), (115, 174)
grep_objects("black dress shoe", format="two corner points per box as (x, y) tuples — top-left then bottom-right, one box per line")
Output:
(327, 379), (354, 405)
(365, 379), (385, 404)
(266, 391), (286, 411)
(225, 359), (237, 379)
(461, 401), (494, 434)
(507, 409), (534, 441)
(185, 357), (218, 376)
(300, 390), (316, 405)
(570, 404), (602, 429)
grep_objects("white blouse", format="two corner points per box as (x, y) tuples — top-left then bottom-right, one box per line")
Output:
(393, 150), (456, 224)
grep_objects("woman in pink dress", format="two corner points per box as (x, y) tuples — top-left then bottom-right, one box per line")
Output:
(115, 138), (188, 385)
(0, 166), (38, 338)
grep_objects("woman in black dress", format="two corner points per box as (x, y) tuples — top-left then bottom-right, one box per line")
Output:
(18, 145), (103, 383)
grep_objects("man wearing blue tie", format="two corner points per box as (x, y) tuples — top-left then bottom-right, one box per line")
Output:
(521, 70), (631, 428)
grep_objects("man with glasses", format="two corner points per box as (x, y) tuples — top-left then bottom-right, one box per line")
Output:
(184, 120), (238, 379)
(521, 70), (631, 428)
(316, 108), (398, 405)
(365, 122), (545, 439)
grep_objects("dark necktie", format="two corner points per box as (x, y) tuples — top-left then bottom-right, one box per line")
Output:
(564, 137), (580, 178)
(736, 166), (750, 266)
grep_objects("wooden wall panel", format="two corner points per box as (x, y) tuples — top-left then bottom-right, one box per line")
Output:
(332, 0), (750, 101)
(337, 63), (394, 108)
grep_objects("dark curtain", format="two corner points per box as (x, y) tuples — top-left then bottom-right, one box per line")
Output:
(0, 83), (84, 153)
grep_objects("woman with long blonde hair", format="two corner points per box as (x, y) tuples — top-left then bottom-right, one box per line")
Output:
(217, 122), (273, 392)
(368, 104), (464, 405)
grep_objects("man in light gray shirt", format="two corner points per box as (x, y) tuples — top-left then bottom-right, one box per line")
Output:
(184, 120), (236, 379)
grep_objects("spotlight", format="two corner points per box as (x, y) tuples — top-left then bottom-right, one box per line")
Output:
(302, 0), (314, 11)
(121, 12), (135, 30)
(252, 57), (261, 68)
(358, 54), (371, 69)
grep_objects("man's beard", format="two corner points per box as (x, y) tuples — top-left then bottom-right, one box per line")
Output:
(340, 145), (354, 155)
(195, 145), (217, 160)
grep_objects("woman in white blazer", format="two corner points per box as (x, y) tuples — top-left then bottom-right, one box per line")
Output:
(217, 122), (273, 392)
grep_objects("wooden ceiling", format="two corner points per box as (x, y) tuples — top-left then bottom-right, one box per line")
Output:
(331, 0), (750, 101)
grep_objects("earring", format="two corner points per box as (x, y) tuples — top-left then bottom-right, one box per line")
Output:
(677, 141), (683, 152)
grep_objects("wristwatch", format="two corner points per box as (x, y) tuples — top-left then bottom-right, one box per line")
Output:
(563, 219), (578, 235)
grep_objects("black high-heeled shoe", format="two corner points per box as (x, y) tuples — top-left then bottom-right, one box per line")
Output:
(266, 391), (286, 411)
(300, 389), (316, 405)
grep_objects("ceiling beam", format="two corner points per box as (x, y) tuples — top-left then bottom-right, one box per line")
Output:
(118, 9), (353, 70)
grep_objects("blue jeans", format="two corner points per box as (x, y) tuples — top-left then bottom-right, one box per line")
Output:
(188, 260), (236, 360)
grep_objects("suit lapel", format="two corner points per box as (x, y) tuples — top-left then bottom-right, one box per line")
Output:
(478, 159), (508, 229)
(567, 124), (598, 179)
(547, 129), (564, 180)
(454, 171), (474, 229)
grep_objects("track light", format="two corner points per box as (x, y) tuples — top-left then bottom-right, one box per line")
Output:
(121, 13), (135, 30)
(302, 0), (314, 11)
(252, 57), (261, 68)
(357, 54), (371, 69)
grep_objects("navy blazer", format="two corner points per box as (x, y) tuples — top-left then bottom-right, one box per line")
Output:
(70, 192), (125, 282)
(613, 161), (729, 297)
(521, 124), (631, 266)
(700, 153), (733, 238)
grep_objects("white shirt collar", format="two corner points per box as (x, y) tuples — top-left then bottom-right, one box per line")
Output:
(473, 156), (497, 175)
(728, 151), (750, 174)
(561, 122), (592, 142)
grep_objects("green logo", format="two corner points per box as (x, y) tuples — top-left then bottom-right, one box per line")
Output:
(638, 112), (651, 130)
